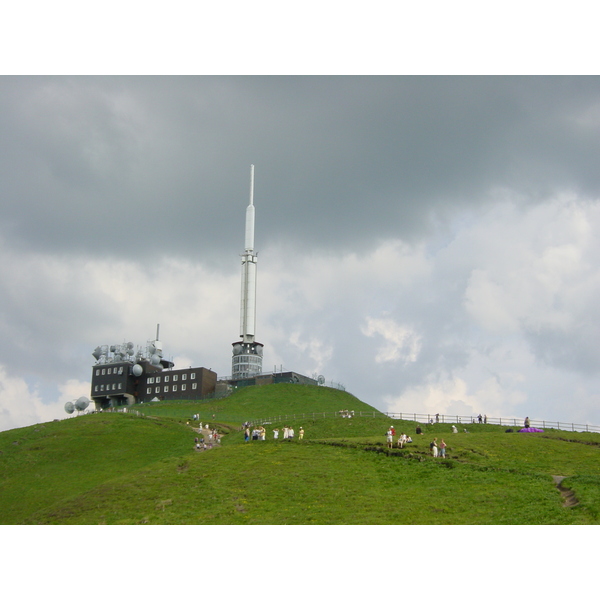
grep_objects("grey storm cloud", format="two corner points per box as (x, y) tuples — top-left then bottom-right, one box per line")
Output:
(3, 76), (600, 262)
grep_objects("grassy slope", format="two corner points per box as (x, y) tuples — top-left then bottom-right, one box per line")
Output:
(1, 385), (599, 524)
(0, 413), (192, 524)
(134, 383), (380, 424)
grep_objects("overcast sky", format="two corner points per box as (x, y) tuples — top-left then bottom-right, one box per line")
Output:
(2, 75), (600, 431)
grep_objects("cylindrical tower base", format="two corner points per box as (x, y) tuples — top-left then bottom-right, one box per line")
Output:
(232, 341), (264, 379)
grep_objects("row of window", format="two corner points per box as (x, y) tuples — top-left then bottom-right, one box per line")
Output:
(147, 383), (197, 394)
(147, 373), (196, 384)
(94, 383), (124, 392)
(95, 367), (124, 376)
(94, 368), (199, 381)
(94, 382), (199, 395)
(233, 355), (262, 364)
(233, 364), (262, 374)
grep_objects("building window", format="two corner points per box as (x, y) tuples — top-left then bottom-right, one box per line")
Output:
(96, 369), (100, 376)
(118, 366), (123, 375)
(94, 385), (99, 392)
(182, 384), (186, 391)
(173, 385), (177, 392)
(173, 375), (178, 381)
(102, 369), (106, 375)
(147, 388), (151, 395)
(192, 383), (197, 390)
(191, 373), (196, 379)
(165, 376), (170, 383)
(164, 386), (169, 393)
(100, 384), (104, 391)
(118, 383), (122, 390)
(156, 377), (161, 383)
(148, 377), (154, 384)
(182, 374), (187, 380)
(155, 387), (160, 394)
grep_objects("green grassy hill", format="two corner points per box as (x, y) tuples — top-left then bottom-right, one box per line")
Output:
(1, 384), (599, 524)
(134, 383), (378, 423)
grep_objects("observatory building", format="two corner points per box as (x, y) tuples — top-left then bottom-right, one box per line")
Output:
(231, 164), (264, 379)
(90, 333), (216, 410)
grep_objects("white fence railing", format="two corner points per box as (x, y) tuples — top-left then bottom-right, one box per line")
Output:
(72, 406), (600, 435)
(250, 410), (600, 434)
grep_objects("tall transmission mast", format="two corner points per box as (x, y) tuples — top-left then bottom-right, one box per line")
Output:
(231, 165), (263, 378)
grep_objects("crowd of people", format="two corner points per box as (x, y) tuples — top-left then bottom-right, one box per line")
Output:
(386, 427), (413, 448)
(244, 425), (305, 441)
(193, 423), (220, 450)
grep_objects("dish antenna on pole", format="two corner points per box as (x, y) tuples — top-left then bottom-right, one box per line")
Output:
(64, 397), (89, 415)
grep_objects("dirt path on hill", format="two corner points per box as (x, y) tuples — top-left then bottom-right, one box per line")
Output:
(552, 475), (579, 507)
(192, 424), (220, 451)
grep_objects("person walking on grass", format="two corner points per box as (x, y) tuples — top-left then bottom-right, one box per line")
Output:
(439, 439), (446, 458)
(299, 427), (304, 440)
(431, 438), (438, 457)
(387, 428), (393, 449)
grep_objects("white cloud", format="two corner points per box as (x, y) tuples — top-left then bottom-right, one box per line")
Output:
(58, 378), (91, 406)
(287, 331), (333, 375)
(0, 365), (64, 432)
(361, 316), (421, 364)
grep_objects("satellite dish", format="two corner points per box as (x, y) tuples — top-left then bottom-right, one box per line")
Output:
(75, 397), (90, 411)
(92, 347), (102, 360)
(317, 375), (325, 385)
(132, 363), (143, 377)
(64, 401), (75, 414)
(150, 354), (161, 366)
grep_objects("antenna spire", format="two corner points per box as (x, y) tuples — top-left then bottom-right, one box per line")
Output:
(232, 165), (263, 379)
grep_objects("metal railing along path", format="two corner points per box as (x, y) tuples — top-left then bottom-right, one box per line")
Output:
(249, 411), (600, 434)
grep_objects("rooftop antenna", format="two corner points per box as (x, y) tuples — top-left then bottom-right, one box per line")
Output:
(156, 323), (160, 341)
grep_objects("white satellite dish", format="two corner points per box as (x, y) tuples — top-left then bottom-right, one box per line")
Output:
(74, 397), (90, 411)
